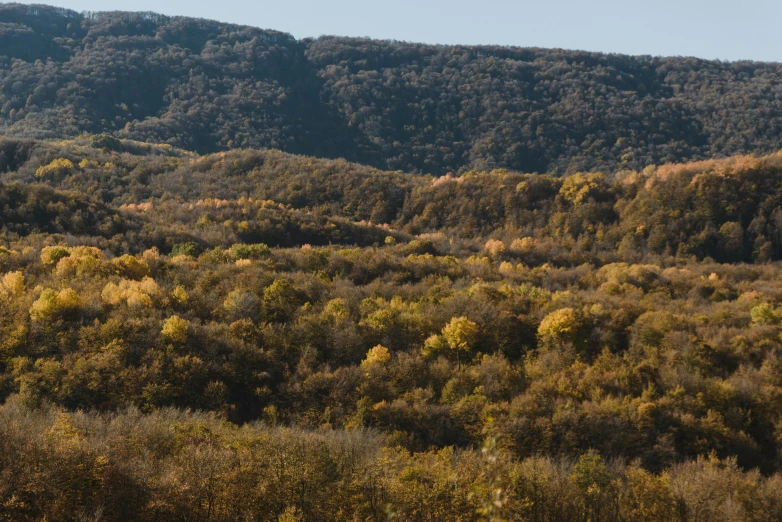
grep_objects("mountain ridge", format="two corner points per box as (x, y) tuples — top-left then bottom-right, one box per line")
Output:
(2, 2), (782, 176)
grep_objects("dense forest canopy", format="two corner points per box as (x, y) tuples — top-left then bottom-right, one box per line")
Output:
(6, 4), (782, 520)
(5, 136), (782, 264)
(1, 3), (782, 175)
(1, 136), (782, 519)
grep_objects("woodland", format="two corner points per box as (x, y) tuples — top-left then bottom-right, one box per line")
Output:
(1, 137), (782, 520)
(3, 3), (782, 522)
(2, 4), (782, 175)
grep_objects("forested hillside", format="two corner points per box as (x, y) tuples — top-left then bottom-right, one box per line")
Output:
(2, 3), (782, 175)
(2, 136), (782, 519)
(5, 3), (782, 520)
(6, 136), (782, 263)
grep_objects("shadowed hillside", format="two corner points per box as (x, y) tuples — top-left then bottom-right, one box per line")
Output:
(2, 3), (782, 175)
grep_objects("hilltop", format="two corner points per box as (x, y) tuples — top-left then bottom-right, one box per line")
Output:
(1, 3), (782, 176)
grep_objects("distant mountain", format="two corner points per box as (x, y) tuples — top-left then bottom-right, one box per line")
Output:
(1, 3), (782, 175)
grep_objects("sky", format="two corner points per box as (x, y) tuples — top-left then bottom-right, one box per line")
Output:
(12, 0), (782, 62)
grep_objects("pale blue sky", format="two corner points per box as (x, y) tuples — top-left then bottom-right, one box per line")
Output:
(12, 0), (782, 61)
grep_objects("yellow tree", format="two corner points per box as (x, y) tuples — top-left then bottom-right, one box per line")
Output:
(442, 316), (479, 369)
(162, 315), (189, 344)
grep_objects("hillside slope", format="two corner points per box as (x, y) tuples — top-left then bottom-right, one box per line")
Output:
(6, 136), (782, 263)
(1, 4), (782, 175)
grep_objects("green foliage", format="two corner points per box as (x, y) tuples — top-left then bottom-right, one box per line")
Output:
(40, 246), (71, 266)
(0, 183), (133, 238)
(89, 133), (122, 152)
(3, 4), (782, 175)
(263, 279), (300, 322)
(570, 450), (617, 521)
(229, 243), (271, 260)
(751, 303), (778, 326)
(170, 242), (202, 258)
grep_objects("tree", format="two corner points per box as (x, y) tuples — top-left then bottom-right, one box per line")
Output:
(0, 271), (24, 298)
(29, 288), (82, 321)
(263, 279), (300, 322)
(718, 221), (745, 262)
(484, 239), (507, 258)
(162, 315), (189, 343)
(442, 316), (479, 369)
(569, 450), (616, 522)
(361, 345), (391, 370)
(538, 308), (581, 348)
(224, 289), (260, 321)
